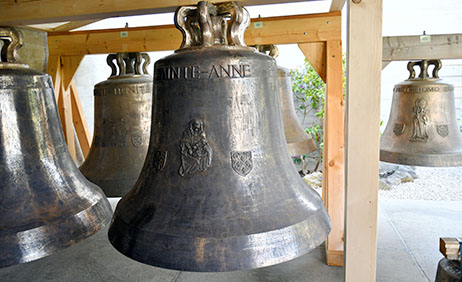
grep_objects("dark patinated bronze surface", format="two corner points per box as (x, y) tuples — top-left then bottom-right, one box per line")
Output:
(0, 27), (112, 268)
(108, 2), (331, 272)
(381, 60), (462, 166)
(254, 45), (316, 156)
(79, 52), (153, 196)
(435, 258), (461, 282)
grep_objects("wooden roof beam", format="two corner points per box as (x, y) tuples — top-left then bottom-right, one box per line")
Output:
(0, 0), (322, 26)
(383, 33), (462, 62)
(51, 20), (103, 32)
(48, 12), (341, 56)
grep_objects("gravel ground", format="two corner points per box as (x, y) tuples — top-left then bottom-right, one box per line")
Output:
(379, 166), (462, 201)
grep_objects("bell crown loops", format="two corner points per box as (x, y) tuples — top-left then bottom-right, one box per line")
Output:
(174, 1), (250, 49)
(106, 52), (150, 77)
(0, 27), (23, 64)
(407, 59), (442, 80)
(253, 44), (279, 58)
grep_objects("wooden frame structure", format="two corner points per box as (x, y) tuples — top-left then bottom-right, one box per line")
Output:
(1, 0), (385, 281)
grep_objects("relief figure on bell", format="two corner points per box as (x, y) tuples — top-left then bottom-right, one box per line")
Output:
(179, 119), (212, 176)
(410, 98), (429, 142)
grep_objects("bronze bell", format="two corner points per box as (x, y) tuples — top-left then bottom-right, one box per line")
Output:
(108, 1), (331, 272)
(79, 52), (153, 196)
(381, 59), (462, 166)
(254, 45), (316, 156)
(0, 27), (112, 268)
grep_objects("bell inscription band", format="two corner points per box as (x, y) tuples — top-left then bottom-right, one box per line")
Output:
(0, 27), (112, 268)
(381, 59), (462, 166)
(108, 1), (331, 272)
(254, 44), (316, 156)
(79, 52), (153, 196)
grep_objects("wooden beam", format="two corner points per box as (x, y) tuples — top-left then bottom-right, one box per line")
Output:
(47, 55), (62, 99)
(298, 42), (327, 82)
(383, 33), (462, 62)
(58, 78), (77, 161)
(323, 39), (345, 267)
(70, 80), (92, 157)
(51, 20), (102, 32)
(47, 12), (341, 56)
(439, 237), (461, 260)
(0, 0), (320, 25)
(345, 0), (382, 281)
(61, 55), (84, 90)
(330, 0), (346, 11)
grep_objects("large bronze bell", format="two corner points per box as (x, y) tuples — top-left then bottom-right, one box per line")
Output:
(0, 27), (112, 268)
(255, 45), (316, 156)
(108, 1), (331, 272)
(79, 52), (152, 196)
(381, 59), (462, 166)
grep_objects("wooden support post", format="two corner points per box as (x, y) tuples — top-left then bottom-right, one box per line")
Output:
(345, 0), (382, 281)
(47, 55), (89, 162)
(70, 80), (92, 157)
(323, 39), (345, 267)
(298, 42), (327, 83)
(58, 79), (77, 161)
(61, 55), (84, 89)
(47, 55), (62, 99)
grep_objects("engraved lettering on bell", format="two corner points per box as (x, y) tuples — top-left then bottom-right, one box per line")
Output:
(179, 119), (212, 176)
(131, 134), (143, 147)
(410, 98), (429, 142)
(153, 150), (168, 172)
(436, 124), (449, 137)
(231, 150), (253, 176)
(393, 123), (405, 136)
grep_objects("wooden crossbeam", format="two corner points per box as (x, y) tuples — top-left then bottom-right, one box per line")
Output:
(298, 42), (327, 82)
(0, 0), (320, 25)
(383, 33), (462, 62)
(330, 0), (346, 11)
(51, 20), (102, 32)
(47, 12), (341, 56)
(50, 19), (101, 32)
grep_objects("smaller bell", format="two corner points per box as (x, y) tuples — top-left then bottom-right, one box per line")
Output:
(254, 44), (316, 156)
(79, 52), (153, 197)
(380, 59), (462, 166)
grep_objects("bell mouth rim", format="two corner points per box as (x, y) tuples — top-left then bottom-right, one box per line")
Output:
(0, 62), (29, 69)
(174, 45), (255, 53)
(107, 206), (331, 272)
(380, 149), (462, 167)
(0, 197), (112, 268)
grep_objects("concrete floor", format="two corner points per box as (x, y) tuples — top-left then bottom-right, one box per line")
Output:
(0, 199), (460, 282)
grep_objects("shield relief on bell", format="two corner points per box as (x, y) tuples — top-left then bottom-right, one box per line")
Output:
(153, 150), (168, 172)
(231, 151), (253, 176)
(393, 123), (405, 136)
(436, 124), (449, 137)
